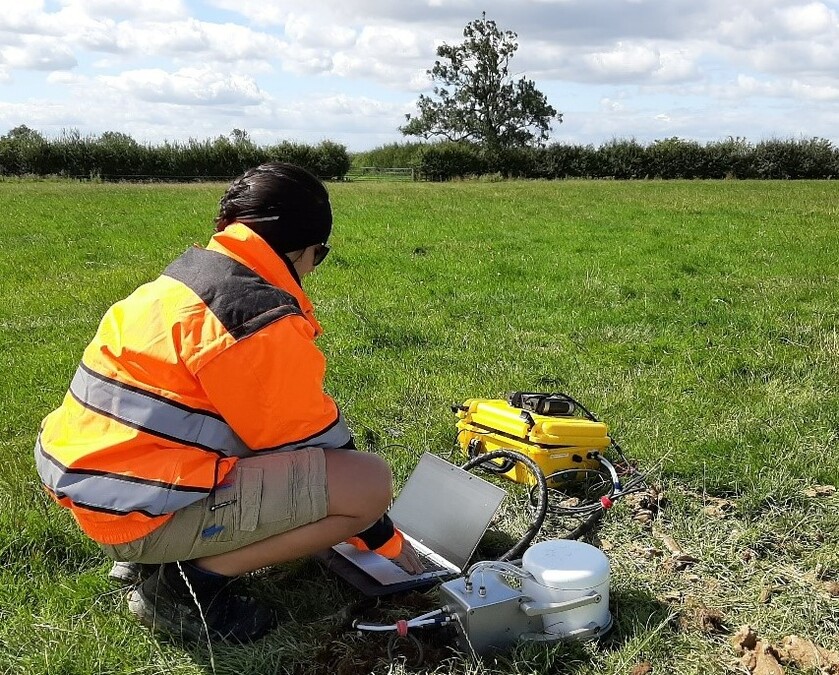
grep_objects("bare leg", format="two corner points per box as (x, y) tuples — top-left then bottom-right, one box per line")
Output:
(195, 449), (392, 577)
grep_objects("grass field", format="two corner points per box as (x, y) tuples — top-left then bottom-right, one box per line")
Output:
(0, 179), (837, 674)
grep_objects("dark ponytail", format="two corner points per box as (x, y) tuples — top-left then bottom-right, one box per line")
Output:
(215, 162), (332, 254)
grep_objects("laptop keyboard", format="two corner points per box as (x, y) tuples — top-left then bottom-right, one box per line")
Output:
(416, 550), (450, 574)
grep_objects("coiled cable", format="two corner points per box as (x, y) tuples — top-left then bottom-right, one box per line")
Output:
(459, 449), (549, 561)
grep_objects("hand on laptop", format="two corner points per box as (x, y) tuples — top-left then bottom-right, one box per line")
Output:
(391, 538), (425, 575)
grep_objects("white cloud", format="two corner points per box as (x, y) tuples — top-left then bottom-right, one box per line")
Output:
(58, 0), (188, 22)
(206, 0), (288, 25)
(652, 48), (699, 83)
(716, 8), (771, 48)
(585, 42), (662, 80)
(0, 85), (410, 149)
(600, 97), (625, 112)
(0, 0), (53, 33)
(1, 37), (77, 71)
(277, 44), (334, 76)
(46, 71), (86, 85)
(790, 80), (839, 102)
(331, 52), (427, 91)
(139, 21), (284, 62)
(749, 41), (839, 76)
(734, 74), (839, 102)
(99, 67), (267, 106)
(776, 2), (837, 37)
(284, 13), (356, 48)
(2, 0), (839, 150)
(355, 25), (425, 59)
(528, 39), (702, 86)
(319, 94), (400, 118)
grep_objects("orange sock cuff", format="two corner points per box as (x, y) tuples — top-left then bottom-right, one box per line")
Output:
(346, 528), (404, 559)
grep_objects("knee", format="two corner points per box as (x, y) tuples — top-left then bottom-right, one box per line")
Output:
(325, 449), (393, 520)
(360, 453), (393, 516)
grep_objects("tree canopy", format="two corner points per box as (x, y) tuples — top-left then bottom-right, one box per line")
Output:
(401, 14), (560, 153)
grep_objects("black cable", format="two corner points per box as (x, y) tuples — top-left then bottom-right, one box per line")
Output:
(537, 467), (615, 516)
(459, 449), (549, 561)
(551, 392), (599, 422)
(562, 509), (605, 540)
(386, 633), (424, 668)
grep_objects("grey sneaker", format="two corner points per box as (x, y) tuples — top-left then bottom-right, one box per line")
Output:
(127, 563), (274, 643)
(108, 561), (157, 586)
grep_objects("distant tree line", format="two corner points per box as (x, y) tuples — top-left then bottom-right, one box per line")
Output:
(354, 137), (839, 181)
(3, 126), (837, 182)
(0, 126), (351, 180)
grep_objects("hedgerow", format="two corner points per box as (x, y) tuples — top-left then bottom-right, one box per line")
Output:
(2, 127), (836, 181)
(365, 137), (839, 181)
(0, 127), (351, 180)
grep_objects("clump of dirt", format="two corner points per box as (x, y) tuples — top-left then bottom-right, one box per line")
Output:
(732, 626), (783, 675)
(624, 484), (666, 526)
(629, 661), (653, 675)
(671, 596), (727, 635)
(701, 495), (737, 519)
(778, 635), (839, 674)
(732, 625), (839, 675)
(695, 606), (726, 634)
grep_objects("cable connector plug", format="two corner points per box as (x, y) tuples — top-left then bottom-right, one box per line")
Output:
(599, 495), (614, 510)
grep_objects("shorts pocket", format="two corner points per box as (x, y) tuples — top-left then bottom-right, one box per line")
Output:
(246, 461), (293, 528)
(237, 467), (264, 532)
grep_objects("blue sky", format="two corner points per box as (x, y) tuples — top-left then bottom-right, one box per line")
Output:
(2, 0), (838, 152)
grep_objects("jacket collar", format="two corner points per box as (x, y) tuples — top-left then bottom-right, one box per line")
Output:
(206, 223), (323, 336)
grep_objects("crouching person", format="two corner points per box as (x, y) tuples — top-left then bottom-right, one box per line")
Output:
(34, 163), (422, 643)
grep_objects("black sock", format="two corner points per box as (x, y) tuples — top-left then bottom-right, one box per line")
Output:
(162, 560), (232, 603)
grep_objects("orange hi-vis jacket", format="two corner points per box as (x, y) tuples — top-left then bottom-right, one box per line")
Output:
(34, 224), (351, 545)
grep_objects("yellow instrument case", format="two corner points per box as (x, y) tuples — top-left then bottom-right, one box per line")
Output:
(454, 398), (611, 484)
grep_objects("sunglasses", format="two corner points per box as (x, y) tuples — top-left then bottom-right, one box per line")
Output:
(313, 243), (330, 266)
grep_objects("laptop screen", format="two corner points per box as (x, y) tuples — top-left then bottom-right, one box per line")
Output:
(388, 453), (506, 571)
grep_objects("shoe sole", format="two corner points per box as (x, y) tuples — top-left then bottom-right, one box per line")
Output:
(109, 563), (158, 586)
(127, 587), (207, 643)
(127, 587), (274, 644)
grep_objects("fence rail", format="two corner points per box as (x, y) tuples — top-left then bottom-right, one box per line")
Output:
(344, 166), (415, 181)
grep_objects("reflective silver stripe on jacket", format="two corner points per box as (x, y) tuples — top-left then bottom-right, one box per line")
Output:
(276, 412), (352, 452)
(34, 437), (207, 516)
(37, 365), (351, 516)
(70, 365), (252, 457)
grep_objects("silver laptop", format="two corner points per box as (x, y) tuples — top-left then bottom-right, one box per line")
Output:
(332, 452), (506, 586)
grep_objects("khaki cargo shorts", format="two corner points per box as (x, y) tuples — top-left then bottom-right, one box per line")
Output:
(100, 447), (328, 563)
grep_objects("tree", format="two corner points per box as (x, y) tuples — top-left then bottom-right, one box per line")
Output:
(98, 131), (139, 147)
(401, 13), (560, 153)
(3, 124), (44, 142)
(229, 128), (253, 146)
